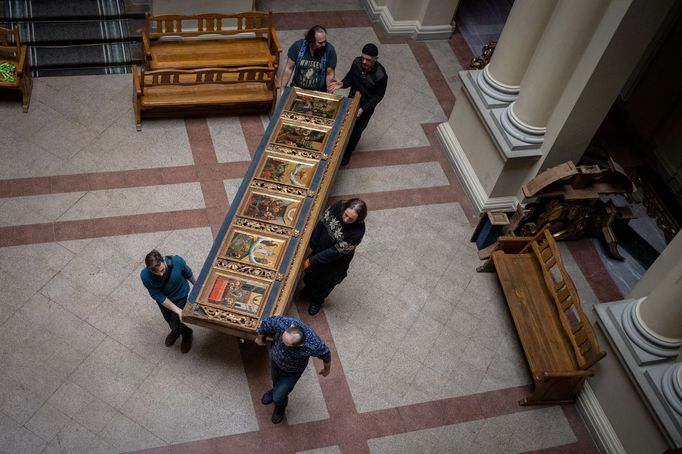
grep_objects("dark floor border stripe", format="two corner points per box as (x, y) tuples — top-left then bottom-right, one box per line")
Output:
(566, 240), (623, 303)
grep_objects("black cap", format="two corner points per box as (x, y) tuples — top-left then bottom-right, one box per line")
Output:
(362, 43), (379, 57)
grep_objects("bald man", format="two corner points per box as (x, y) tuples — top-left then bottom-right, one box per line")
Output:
(255, 316), (331, 424)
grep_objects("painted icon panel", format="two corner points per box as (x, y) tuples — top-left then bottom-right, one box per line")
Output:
(223, 228), (287, 271)
(239, 189), (302, 227)
(255, 152), (317, 189)
(204, 274), (269, 316)
(288, 92), (340, 119)
(273, 122), (328, 152)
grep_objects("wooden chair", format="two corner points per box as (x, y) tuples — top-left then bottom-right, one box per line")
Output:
(0, 27), (32, 112)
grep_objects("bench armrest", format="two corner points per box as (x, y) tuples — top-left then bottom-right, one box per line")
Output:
(17, 45), (28, 75)
(142, 32), (151, 60)
(270, 27), (283, 54)
(132, 65), (142, 95)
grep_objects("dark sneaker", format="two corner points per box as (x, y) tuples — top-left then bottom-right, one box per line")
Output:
(271, 406), (285, 424)
(261, 390), (273, 405)
(308, 304), (321, 316)
(180, 329), (193, 354)
(165, 331), (180, 347)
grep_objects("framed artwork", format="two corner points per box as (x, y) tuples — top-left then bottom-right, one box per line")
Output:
(203, 273), (270, 316)
(238, 188), (303, 227)
(286, 90), (341, 119)
(223, 228), (288, 270)
(273, 121), (329, 152)
(254, 152), (318, 189)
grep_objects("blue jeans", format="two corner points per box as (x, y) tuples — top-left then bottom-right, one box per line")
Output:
(271, 359), (303, 408)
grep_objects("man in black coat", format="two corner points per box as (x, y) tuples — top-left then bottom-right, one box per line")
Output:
(329, 43), (388, 166)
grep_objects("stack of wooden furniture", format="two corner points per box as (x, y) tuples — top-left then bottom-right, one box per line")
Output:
(133, 11), (282, 130)
(482, 226), (606, 405)
(0, 26), (32, 112)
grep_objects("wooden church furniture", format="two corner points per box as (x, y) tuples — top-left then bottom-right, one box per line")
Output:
(142, 11), (282, 73)
(0, 26), (32, 112)
(488, 226), (606, 405)
(132, 65), (276, 130)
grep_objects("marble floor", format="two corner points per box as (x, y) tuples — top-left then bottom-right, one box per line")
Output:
(0, 2), (619, 453)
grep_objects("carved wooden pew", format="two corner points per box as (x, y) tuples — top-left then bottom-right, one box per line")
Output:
(142, 11), (282, 73)
(132, 65), (276, 130)
(488, 226), (606, 405)
(0, 26), (32, 112)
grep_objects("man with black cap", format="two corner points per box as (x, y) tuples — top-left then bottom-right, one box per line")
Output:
(329, 43), (388, 166)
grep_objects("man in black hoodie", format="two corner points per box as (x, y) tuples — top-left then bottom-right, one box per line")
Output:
(329, 43), (388, 166)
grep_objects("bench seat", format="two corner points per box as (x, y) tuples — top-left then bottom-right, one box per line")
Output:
(148, 38), (275, 70)
(132, 66), (276, 130)
(141, 83), (274, 107)
(493, 252), (579, 376)
(488, 227), (606, 405)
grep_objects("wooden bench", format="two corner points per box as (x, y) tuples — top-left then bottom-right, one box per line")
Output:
(142, 11), (282, 72)
(487, 226), (606, 405)
(132, 65), (276, 130)
(0, 26), (32, 112)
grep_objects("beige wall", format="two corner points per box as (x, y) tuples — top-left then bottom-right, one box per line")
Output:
(448, 86), (504, 194)
(385, 0), (425, 22)
(420, 0), (459, 27)
(587, 329), (669, 454)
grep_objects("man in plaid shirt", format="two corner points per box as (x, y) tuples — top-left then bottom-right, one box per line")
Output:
(255, 316), (331, 424)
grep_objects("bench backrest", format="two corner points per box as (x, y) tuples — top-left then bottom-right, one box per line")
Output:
(0, 26), (21, 56)
(524, 227), (606, 370)
(138, 66), (276, 92)
(144, 11), (273, 42)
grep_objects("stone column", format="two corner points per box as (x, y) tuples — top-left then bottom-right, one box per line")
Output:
(501, 0), (609, 143)
(630, 257), (682, 352)
(596, 232), (682, 447)
(478, 0), (558, 105)
(630, 230), (682, 299)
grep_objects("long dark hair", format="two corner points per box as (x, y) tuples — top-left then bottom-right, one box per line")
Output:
(342, 198), (367, 223)
(305, 25), (326, 45)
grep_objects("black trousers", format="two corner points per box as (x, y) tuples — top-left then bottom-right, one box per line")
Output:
(342, 108), (374, 163)
(303, 261), (349, 306)
(158, 297), (192, 335)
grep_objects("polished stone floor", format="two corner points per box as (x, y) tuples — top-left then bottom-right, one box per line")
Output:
(0, 1), (615, 453)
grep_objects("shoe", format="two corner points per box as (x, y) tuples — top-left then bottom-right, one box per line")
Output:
(261, 390), (273, 405)
(308, 304), (321, 316)
(180, 329), (193, 354)
(271, 406), (285, 424)
(340, 158), (350, 166)
(164, 331), (180, 347)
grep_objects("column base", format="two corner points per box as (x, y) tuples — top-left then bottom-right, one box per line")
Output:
(461, 70), (544, 160)
(436, 122), (520, 213)
(596, 299), (682, 448)
(363, 0), (454, 39)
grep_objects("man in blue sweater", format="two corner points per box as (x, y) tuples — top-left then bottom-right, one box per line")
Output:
(255, 316), (331, 424)
(141, 250), (195, 353)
